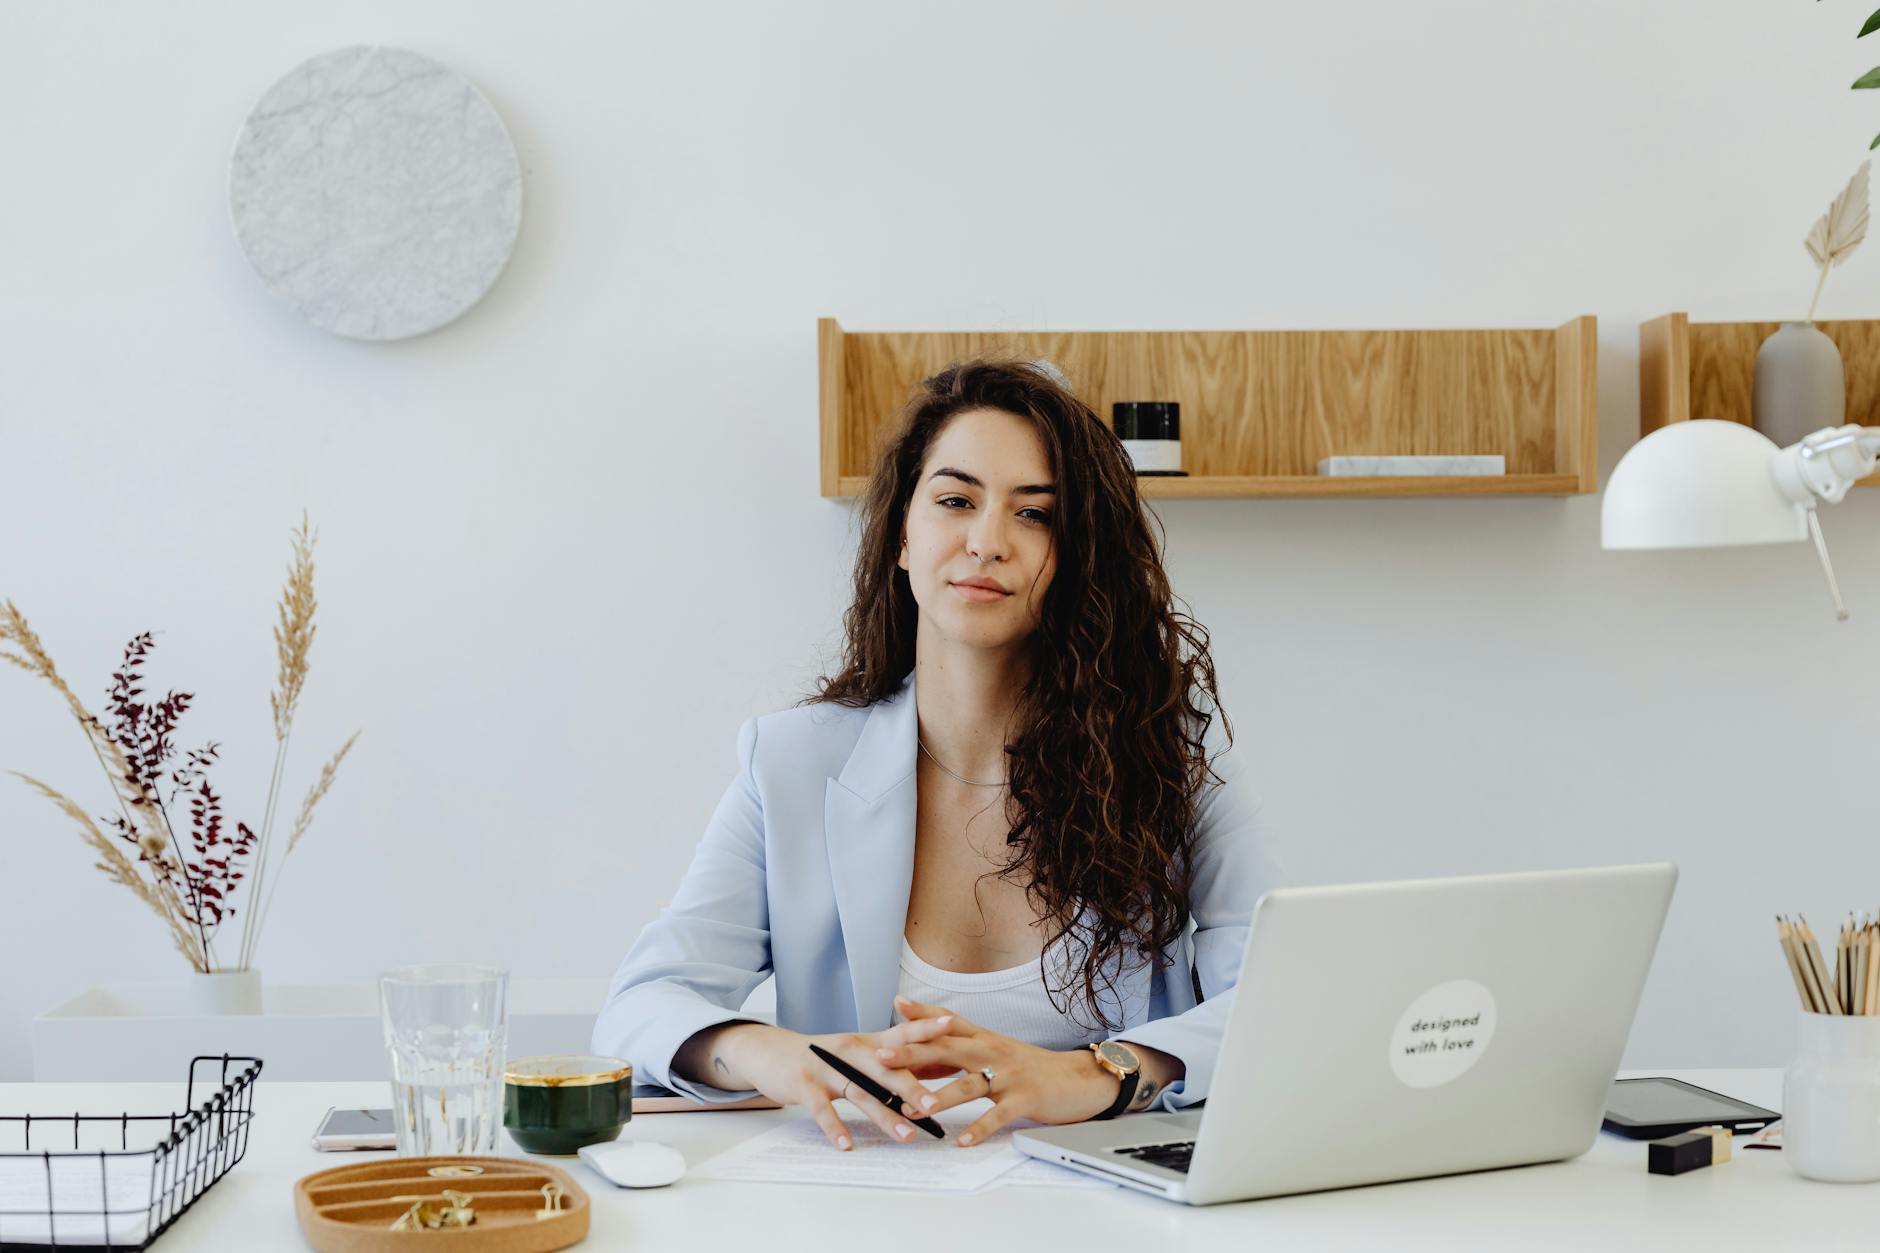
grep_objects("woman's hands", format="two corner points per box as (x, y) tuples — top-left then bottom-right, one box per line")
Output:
(872, 995), (1134, 1147)
(681, 997), (1183, 1152)
(695, 1017), (960, 1151)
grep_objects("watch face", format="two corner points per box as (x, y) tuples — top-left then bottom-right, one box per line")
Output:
(1095, 1041), (1139, 1074)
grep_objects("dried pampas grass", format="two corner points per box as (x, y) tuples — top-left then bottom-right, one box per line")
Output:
(238, 515), (357, 971)
(3, 603), (149, 817)
(286, 732), (359, 857)
(4, 517), (359, 975)
(3, 602), (207, 967)
(250, 730), (361, 942)
(271, 514), (318, 741)
(10, 770), (203, 969)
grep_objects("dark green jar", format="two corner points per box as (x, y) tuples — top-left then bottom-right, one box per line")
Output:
(503, 1054), (633, 1156)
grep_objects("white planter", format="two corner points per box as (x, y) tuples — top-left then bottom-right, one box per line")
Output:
(32, 977), (644, 1080)
(189, 969), (262, 1016)
(1784, 1011), (1880, 1183)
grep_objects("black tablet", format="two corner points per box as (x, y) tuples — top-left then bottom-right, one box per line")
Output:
(1601, 1076), (1780, 1139)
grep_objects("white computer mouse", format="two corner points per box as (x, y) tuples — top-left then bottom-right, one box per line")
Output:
(578, 1139), (687, 1189)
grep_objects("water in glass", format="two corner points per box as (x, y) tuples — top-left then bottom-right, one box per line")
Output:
(379, 964), (509, 1156)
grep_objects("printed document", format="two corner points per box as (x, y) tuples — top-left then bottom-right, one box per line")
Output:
(693, 1097), (1028, 1192)
(0, 1151), (157, 1246)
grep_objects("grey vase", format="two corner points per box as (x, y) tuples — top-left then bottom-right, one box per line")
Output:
(1753, 321), (1845, 448)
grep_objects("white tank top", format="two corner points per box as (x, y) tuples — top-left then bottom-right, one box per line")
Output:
(892, 939), (1110, 1053)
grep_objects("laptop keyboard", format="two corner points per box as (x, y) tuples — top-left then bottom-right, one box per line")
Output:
(1112, 1140), (1195, 1173)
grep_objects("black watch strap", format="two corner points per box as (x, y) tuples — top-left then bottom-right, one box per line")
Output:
(1092, 1067), (1141, 1121)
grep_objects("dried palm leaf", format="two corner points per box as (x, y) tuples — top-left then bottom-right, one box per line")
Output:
(1806, 161), (1872, 320)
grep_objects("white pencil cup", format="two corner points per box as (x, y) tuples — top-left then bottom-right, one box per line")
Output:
(1784, 1011), (1880, 1182)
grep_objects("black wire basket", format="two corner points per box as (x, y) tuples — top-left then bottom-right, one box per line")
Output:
(0, 1055), (261, 1251)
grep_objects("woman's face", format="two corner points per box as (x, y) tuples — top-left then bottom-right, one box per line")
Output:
(898, 407), (1059, 654)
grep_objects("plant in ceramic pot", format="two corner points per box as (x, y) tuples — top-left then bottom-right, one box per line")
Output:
(1, 515), (358, 1012)
(1754, 162), (1869, 447)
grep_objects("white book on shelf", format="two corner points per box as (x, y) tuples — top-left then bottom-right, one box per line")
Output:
(1317, 455), (1506, 477)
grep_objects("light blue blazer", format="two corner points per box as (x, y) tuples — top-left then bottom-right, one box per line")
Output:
(592, 673), (1267, 1112)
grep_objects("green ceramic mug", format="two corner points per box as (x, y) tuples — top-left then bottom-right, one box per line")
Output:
(503, 1054), (634, 1155)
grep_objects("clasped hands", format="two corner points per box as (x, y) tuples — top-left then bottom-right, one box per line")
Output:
(712, 995), (1126, 1151)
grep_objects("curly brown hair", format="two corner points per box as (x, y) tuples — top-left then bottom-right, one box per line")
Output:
(812, 358), (1229, 1029)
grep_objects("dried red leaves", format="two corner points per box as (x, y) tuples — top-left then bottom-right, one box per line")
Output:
(97, 633), (256, 957)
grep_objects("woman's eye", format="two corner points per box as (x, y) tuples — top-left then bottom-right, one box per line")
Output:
(934, 496), (1047, 523)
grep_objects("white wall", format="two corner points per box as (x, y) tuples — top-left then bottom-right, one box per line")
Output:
(4, 0), (1879, 1082)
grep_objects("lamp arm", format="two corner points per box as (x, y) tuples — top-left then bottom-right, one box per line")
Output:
(1769, 424), (1878, 623)
(1772, 424), (1880, 506)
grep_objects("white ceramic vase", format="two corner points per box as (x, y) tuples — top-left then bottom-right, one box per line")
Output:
(189, 968), (262, 1016)
(1784, 1011), (1880, 1183)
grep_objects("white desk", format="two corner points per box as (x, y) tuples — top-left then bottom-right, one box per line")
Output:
(0, 1069), (1858, 1251)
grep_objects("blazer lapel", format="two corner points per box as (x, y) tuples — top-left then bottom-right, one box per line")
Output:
(823, 674), (918, 1032)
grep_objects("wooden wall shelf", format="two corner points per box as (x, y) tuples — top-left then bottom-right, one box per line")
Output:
(1640, 312), (1880, 487)
(819, 316), (1598, 499)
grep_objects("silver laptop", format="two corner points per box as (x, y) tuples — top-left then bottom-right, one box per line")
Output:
(1014, 862), (1677, 1205)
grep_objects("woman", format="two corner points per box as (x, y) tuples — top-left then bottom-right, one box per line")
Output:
(593, 358), (1264, 1151)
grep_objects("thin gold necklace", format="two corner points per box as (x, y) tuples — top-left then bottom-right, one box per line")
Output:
(917, 735), (1007, 787)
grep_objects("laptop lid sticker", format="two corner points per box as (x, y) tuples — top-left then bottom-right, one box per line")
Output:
(1389, 979), (1498, 1088)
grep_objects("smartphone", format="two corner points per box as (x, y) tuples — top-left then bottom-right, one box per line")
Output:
(311, 1107), (397, 1150)
(630, 1082), (781, 1113)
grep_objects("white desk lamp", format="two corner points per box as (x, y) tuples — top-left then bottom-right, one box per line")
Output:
(1600, 419), (1880, 620)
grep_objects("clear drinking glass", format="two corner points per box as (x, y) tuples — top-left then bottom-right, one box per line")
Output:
(379, 964), (509, 1156)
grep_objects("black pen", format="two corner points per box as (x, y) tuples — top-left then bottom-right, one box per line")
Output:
(807, 1044), (945, 1139)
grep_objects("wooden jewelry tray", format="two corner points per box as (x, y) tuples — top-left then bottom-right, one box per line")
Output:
(294, 1156), (589, 1252)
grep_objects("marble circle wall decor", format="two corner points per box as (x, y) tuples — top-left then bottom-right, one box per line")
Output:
(229, 45), (523, 341)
